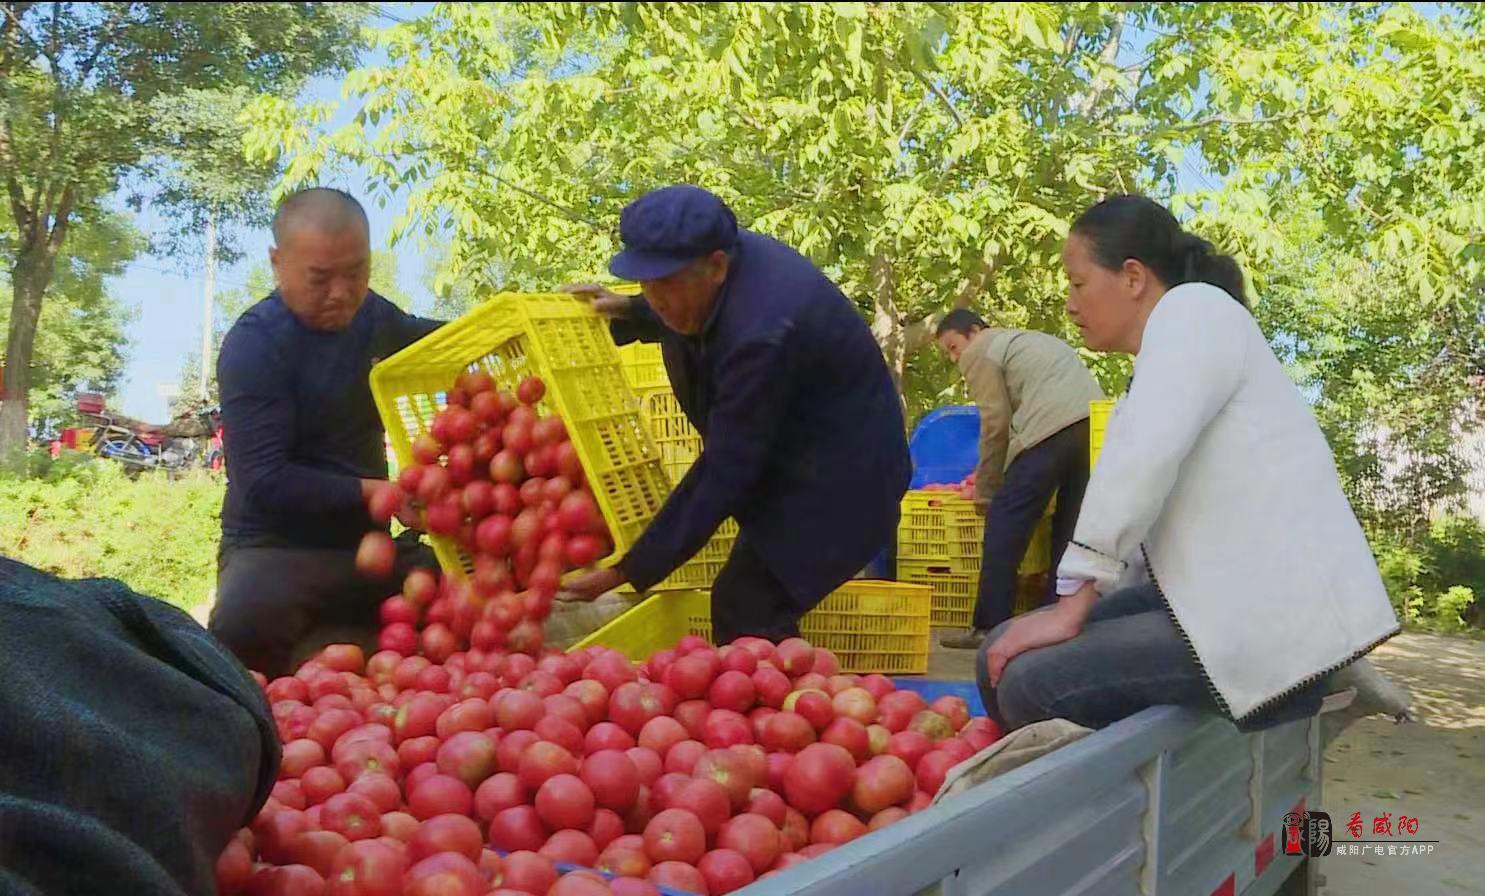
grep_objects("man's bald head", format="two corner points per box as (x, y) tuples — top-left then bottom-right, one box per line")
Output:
(271, 187), (370, 248)
(268, 188), (372, 331)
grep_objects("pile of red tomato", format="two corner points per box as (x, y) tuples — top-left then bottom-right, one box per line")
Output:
(230, 631), (1002, 895)
(354, 372), (614, 659)
(920, 472), (976, 501)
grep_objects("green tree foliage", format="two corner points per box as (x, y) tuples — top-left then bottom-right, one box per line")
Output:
(0, 210), (144, 433)
(0, 1), (367, 464)
(245, 2), (1484, 562)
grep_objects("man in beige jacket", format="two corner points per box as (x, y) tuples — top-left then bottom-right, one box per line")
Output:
(936, 310), (1104, 648)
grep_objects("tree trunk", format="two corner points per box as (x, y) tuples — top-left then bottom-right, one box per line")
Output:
(0, 250), (52, 465)
(867, 253), (909, 401)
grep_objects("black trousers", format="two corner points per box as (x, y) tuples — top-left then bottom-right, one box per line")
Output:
(710, 535), (821, 645)
(973, 419), (1091, 631)
(209, 532), (435, 679)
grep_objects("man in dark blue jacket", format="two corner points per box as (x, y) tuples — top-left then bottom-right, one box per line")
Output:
(563, 185), (911, 642)
(209, 188), (439, 677)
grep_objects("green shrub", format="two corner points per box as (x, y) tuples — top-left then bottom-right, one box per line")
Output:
(1370, 513), (1484, 632)
(0, 456), (223, 609)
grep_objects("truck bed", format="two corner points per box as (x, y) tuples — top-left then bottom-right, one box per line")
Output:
(743, 705), (1322, 896)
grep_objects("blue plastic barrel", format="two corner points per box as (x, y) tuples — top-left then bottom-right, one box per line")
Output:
(908, 405), (980, 489)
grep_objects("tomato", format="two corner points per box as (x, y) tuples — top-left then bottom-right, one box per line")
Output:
(540, 829), (599, 867)
(702, 709), (754, 749)
(583, 720), (635, 754)
(516, 376), (545, 405)
(281, 739), (327, 779)
(500, 850), (557, 896)
(407, 775), (474, 821)
(215, 838), (253, 895)
(783, 743), (854, 815)
(535, 773), (597, 831)
(285, 829), (349, 877)
(597, 845), (652, 879)
(717, 812), (783, 874)
(821, 717), (872, 762)
(668, 778), (730, 838)
(867, 806), (910, 832)
(915, 751), (957, 796)
(773, 638), (816, 677)
(708, 671), (757, 714)
(335, 740), (400, 784)
(886, 730), (933, 770)
(434, 732), (497, 789)
(493, 688), (544, 731)
(744, 789), (788, 828)
(662, 739), (707, 776)
(810, 809), (867, 846)
(320, 793), (383, 842)
(473, 772), (526, 823)
(930, 695), (971, 732)
(487, 805), (548, 853)
(403, 852), (484, 896)
(394, 694), (446, 743)
(379, 811), (418, 843)
(436, 699), (496, 740)
(699, 848), (756, 895)
(533, 714), (585, 755)
(405, 814), (484, 864)
(692, 749), (754, 811)
(832, 688), (878, 726)
(628, 713), (683, 757)
(644, 808), (707, 865)
(301, 765), (348, 806)
(760, 711), (816, 753)
(649, 861), (709, 896)
(909, 710), (955, 742)
(517, 740), (579, 791)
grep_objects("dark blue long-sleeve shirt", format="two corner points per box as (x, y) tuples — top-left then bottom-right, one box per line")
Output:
(612, 231), (912, 604)
(218, 291), (439, 549)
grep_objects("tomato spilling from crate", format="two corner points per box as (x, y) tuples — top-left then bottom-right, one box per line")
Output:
(355, 374), (616, 659)
(235, 633), (1002, 896)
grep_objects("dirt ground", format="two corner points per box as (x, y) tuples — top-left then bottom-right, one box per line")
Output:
(928, 629), (1485, 896)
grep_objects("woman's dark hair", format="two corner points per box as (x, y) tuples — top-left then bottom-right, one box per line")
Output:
(935, 309), (988, 337)
(1070, 195), (1248, 306)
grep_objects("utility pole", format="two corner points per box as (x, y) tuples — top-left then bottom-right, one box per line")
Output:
(200, 213), (216, 401)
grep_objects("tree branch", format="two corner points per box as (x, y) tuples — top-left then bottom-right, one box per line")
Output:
(902, 259), (995, 353)
(907, 64), (963, 128)
(0, 118), (33, 235)
(45, 184), (72, 255)
(0, 2), (49, 66)
(1072, 12), (1126, 115)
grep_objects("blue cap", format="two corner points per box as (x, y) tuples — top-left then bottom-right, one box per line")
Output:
(608, 185), (739, 281)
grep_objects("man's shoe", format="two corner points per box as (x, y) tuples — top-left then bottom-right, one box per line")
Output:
(940, 629), (988, 650)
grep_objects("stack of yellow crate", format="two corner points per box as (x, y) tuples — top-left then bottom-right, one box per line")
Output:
(897, 489), (1053, 627)
(615, 341), (739, 590)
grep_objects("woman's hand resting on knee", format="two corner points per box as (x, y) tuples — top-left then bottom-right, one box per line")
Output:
(985, 584), (1098, 685)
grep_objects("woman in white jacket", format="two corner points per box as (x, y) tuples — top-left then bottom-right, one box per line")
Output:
(978, 195), (1400, 733)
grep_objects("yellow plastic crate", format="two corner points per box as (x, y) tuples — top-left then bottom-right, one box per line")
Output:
(646, 519), (740, 591)
(370, 292), (672, 578)
(901, 489), (1055, 578)
(900, 560), (1043, 627)
(638, 389), (701, 486)
(1090, 398), (1115, 468)
(622, 357), (739, 591)
(577, 580), (933, 674)
(618, 342), (669, 393)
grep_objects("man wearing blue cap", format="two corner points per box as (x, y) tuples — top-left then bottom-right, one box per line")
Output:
(561, 185), (912, 643)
